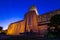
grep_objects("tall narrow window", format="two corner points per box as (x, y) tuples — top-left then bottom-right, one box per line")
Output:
(28, 16), (31, 26)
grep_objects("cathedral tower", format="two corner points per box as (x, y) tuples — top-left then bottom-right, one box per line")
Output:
(24, 5), (39, 33)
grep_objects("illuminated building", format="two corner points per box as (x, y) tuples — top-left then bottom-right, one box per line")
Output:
(6, 5), (60, 36)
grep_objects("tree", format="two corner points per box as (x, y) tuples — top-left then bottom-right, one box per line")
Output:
(0, 26), (3, 34)
(0, 26), (3, 30)
(50, 14), (60, 26)
(49, 14), (60, 37)
(0, 26), (6, 34)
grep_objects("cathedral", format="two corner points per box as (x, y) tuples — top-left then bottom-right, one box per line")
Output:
(6, 5), (60, 36)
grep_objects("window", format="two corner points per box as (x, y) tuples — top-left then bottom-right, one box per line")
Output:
(28, 16), (31, 26)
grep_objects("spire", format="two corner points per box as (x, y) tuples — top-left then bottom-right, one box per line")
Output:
(29, 5), (39, 15)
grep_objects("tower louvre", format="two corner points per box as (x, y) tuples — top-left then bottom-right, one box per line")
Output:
(29, 5), (39, 15)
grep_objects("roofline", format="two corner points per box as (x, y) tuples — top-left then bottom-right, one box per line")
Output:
(9, 20), (24, 25)
(39, 9), (60, 16)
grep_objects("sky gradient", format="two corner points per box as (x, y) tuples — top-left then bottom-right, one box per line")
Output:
(0, 0), (60, 30)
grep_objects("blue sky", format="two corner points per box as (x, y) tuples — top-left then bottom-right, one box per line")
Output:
(0, 0), (60, 30)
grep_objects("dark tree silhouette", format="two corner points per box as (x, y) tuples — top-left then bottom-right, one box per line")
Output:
(49, 14), (60, 37)
(0, 26), (6, 35)
(50, 14), (60, 26)
(0, 26), (3, 30)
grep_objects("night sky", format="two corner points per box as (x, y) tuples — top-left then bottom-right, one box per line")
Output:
(0, 0), (60, 30)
